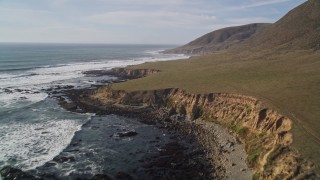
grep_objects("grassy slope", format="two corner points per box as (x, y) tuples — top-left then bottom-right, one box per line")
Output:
(164, 23), (270, 54)
(112, 50), (320, 172)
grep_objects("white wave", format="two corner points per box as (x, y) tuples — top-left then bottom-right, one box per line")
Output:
(0, 73), (17, 80)
(0, 52), (188, 110)
(0, 53), (188, 88)
(0, 119), (84, 170)
(144, 49), (163, 55)
(0, 91), (48, 111)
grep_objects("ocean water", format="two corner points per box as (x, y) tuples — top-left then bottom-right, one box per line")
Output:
(0, 43), (187, 172)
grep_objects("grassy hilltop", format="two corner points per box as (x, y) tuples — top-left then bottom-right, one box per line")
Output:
(112, 0), (320, 173)
(163, 23), (270, 54)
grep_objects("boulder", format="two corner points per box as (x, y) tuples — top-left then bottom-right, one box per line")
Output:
(0, 166), (40, 180)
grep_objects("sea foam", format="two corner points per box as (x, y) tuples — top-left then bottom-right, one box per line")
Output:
(0, 119), (84, 170)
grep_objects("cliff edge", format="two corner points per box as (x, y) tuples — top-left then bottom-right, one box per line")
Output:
(87, 86), (317, 179)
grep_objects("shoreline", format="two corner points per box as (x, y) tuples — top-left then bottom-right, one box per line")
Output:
(55, 70), (254, 179)
(75, 68), (317, 179)
(1, 64), (316, 179)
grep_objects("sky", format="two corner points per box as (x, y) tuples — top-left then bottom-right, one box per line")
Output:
(0, 0), (305, 44)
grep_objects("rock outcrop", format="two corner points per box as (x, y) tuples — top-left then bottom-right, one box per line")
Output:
(107, 68), (160, 79)
(86, 87), (317, 179)
(0, 166), (41, 180)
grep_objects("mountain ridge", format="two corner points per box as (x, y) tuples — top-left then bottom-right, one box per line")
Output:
(165, 0), (320, 54)
(163, 23), (270, 54)
(234, 0), (320, 52)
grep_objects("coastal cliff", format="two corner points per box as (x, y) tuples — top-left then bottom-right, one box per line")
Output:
(79, 68), (317, 179)
(106, 68), (160, 79)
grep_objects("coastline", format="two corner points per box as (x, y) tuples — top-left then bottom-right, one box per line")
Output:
(57, 87), (253, 180)
(1, 61), (317, 179)
(51, 68), (254, 179)
(55, 69), (254, 179)
(73, 68), (317, 179)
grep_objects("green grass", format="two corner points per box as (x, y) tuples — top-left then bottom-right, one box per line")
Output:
(248, 147), (263, 164)
(112, 49), (320, 173)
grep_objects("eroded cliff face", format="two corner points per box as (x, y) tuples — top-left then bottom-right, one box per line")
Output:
(107, 68), (160, 79)
(89, 87), (316, 179)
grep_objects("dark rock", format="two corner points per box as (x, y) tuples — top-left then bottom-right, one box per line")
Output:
(64, 85), (74, 89)
(41, 173), (58, 180)
(15, 89), (23, 92)
(42, 162), (57, 167)
(62, 102), (77, 111)
(53, 156), (75, 163)
(0, 166), (40, 180)
(225, 141), (235, 148)
(91, 174), (112, 180)
(114, 131), (138, 137)
(159, 142), (185, 156)
(170, 114), (186, 121)
(116, 171), (132, 180)
(3, 88), (13, 93)
(51, 91), (59, 94)
(91, 126), (99, 130)
(76, 108), (86, 113)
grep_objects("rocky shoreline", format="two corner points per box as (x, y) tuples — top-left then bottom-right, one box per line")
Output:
(48, 69), (254, 179)
(0, 69), (238, 180)
(57, 89), (253, 179)
(1, 67), (316, 179)
(73, 68), (317, 179)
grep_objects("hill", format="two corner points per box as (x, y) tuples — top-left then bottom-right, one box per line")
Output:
(165, 0), (320, 54)
(163, 23), (270, 54)
(112, 0), (320, 176)
(234, 0), (320, 52)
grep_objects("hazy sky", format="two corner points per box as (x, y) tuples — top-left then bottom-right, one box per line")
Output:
(0, 0), (305, 44)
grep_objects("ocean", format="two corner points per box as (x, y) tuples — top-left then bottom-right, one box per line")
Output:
(0, 43), (188, 175)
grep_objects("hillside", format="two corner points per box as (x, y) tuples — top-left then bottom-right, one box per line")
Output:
(111, 0), (320, 176)
(165, 0), (320, 55)
(234, 0), (320, 52)
(163, 23), (270, 54)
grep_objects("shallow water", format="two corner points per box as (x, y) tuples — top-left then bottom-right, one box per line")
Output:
(29, 115), (175, 179)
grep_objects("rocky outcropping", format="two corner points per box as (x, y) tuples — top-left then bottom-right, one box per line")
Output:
(110, 68), (159, 79)
(85, 68), (160, 79)
(0, 166), (41, 180)
(86, 87), (317, 179)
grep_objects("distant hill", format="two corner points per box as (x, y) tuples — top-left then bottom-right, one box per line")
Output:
(163, 23), (270, 54)
(234, 0), (320, 52)
(165, 0), (320, 55)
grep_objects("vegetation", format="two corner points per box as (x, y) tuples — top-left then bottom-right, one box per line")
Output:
(163, 23), (270, 54)
(248, 147), (263, 164)
(112, 0), (320, 173)
(113, 49), (320, 173)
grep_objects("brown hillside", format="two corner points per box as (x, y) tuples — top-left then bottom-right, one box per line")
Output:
(163, 23), (270, 54)
(234, 0), (320, 51)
